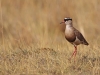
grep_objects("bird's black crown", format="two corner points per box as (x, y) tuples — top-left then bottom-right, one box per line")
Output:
(64, 17), (72, 22)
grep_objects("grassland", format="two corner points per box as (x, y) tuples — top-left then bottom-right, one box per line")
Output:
(0, 0), (100, 75)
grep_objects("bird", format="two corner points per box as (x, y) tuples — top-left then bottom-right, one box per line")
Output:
(60, 17), (89, 60)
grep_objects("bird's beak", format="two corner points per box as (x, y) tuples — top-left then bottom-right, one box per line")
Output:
(60, 21), (65, 24)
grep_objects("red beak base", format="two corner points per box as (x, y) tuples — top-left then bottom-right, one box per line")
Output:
(60, 21), (65, 24)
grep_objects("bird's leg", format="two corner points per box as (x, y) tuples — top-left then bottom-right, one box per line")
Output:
(73, 45), (77, 62)
(70, 45), (77, 60)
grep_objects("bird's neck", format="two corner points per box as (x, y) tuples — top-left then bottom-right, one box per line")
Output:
(66, 24), (73, 29)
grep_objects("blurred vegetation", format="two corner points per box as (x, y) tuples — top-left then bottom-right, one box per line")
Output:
(1, 0), (100, 47)
(0, 0), (100, 75)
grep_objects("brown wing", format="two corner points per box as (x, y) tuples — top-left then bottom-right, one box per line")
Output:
(73, 28), (89, 45)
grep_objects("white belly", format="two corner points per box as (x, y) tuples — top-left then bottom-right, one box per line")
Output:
(72, 36), (81, 45)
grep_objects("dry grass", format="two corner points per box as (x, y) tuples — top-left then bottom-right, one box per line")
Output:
(0, 0), (100, 75)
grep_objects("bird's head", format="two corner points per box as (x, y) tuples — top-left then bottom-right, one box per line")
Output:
(60, 17), (72, 25)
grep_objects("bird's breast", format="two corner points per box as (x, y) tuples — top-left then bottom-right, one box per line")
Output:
(65, 27), (76, 42)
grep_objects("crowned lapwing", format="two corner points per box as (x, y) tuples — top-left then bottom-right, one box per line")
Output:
(60, 17), (89, 60)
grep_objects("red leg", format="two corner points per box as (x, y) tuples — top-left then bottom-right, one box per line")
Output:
(74, 46), (77, 62)
(70, 45), (77, 60)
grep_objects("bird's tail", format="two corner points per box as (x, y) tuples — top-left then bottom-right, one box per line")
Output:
(84, 40), (89, 45)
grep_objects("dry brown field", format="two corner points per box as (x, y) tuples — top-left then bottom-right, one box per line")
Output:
(0, 0), (100, 75)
